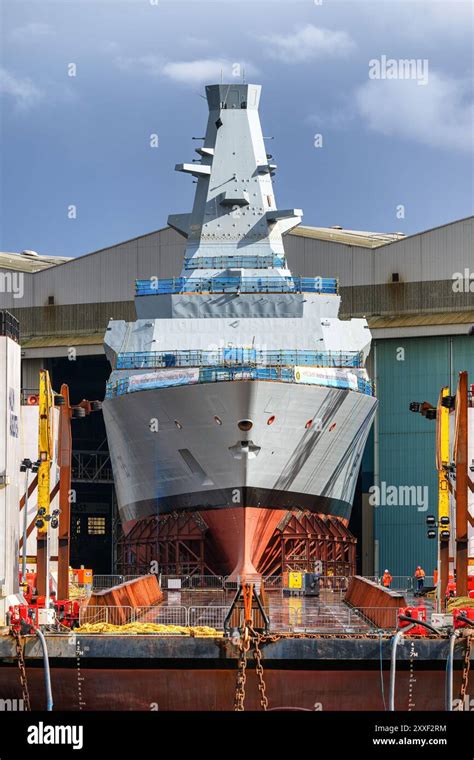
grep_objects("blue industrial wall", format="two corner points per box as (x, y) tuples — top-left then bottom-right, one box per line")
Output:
(374, 334), (474, 577)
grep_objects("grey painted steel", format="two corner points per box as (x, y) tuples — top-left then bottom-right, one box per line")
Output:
(103, 380), (376, 524)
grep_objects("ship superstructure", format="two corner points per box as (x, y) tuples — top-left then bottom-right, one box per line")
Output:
(103, 84), (378, 578)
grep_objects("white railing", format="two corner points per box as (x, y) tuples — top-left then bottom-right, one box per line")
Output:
(188, 606), (229, 629)
(134, 605), (188, 626)
(160, 575), (225, 590)
(269, 606), (400, 633)
(78, 605), (134, 626)
(92, 575), (125, 591)
(75, 602), (407, 633)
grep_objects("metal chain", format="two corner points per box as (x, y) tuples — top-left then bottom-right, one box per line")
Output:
(251, 628), (268, 711)
(459, 633), (472, 706)
(13, 632), (31, 711)
(234, 627), (250, 711)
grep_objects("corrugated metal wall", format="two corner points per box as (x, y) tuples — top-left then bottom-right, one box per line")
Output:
(1, 218), (472, 313)
(374, 334), (474, 576)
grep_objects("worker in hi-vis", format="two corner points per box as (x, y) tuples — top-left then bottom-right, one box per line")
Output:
(414, 565), (426, 592)
(382, 569), (392, 588)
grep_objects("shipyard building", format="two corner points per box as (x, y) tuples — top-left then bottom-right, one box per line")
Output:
(0, 215), (472, 577)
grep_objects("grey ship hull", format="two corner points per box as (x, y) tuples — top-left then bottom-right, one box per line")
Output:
(103, 379), (377, 575)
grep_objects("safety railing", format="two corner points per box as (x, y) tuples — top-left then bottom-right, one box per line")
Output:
(116, 348), (363, 371)
(367, 576), (435, 592)
(75, 603), (406, 633)
(135, 275), (338, 296)
(78, 605), (134, 626)
(160, 575), (226, 590)
(106, 366), (374, 399)
(134, 605), (188, 626)
(269, 606), (400, 633)
(258, 575), (351, 592)
(0, 310), (19, 342)
(183, 255), (287, 271)
(188, 606), (229, 629)
(92, 575), (125, 591)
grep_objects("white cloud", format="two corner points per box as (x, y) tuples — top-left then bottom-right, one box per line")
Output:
(102, 41), (120, 54)
(182, 36), (210, 50)
(0, 68), (44, 110)
(114, 54), (164, 77)
(306, 104), (355, 130)
(356, 1), (473, 42)
(260, 24), (355, 63)
(162, 59), (258, 84)
(113, 55), (258, 85)
(10, 22), (53, 42)
(355, 72), (473, 152)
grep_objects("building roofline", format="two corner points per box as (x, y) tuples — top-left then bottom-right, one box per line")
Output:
(9, 215), (474, 276)
(373, 215), (473, 250)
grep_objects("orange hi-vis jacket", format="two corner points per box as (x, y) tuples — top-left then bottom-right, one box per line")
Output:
(415, 568), (425, 578)
(382, 572), (392, 587)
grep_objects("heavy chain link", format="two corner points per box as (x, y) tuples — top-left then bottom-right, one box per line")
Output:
(13, 631), (31, 711)
(251, 627), (268, 711)
(459, 633), (472, 706)
(234, 627), (250, 711)
(234, 624), (269, 711)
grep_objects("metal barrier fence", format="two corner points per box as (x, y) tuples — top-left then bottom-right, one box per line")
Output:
(92, 574), (149, 591)
(116, 348), (362, 371)
(106, 366), (374, 399)
(78, 605), (134, 626)
(366, 576), (435, 592)
(0, 310), (19, 342)
(92, 575), (125, 591)
(92, 574), (434, 595)
(134, 605), (188, 626)
(183, 255), (286, 270)
(135, 275), (338, 296)
(159, 575), (225, 590)
(269, 606), (400, 634)
(93, 574), (366, 593)
(188, 606), (229, 629)
(76, 602), (405, 632)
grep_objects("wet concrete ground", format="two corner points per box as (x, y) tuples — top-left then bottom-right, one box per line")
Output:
(156, 587), (435, 632)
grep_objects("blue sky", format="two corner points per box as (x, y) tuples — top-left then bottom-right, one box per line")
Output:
(1, 0), (473, 258)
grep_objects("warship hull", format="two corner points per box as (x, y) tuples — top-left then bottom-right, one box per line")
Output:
(103, 379), (377, 576)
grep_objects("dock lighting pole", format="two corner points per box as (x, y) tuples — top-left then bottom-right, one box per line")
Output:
(20, 458), (39, 583)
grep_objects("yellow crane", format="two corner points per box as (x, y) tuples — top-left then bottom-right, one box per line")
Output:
(436, 386), (450, 611)
(35, 369), (56, 610)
